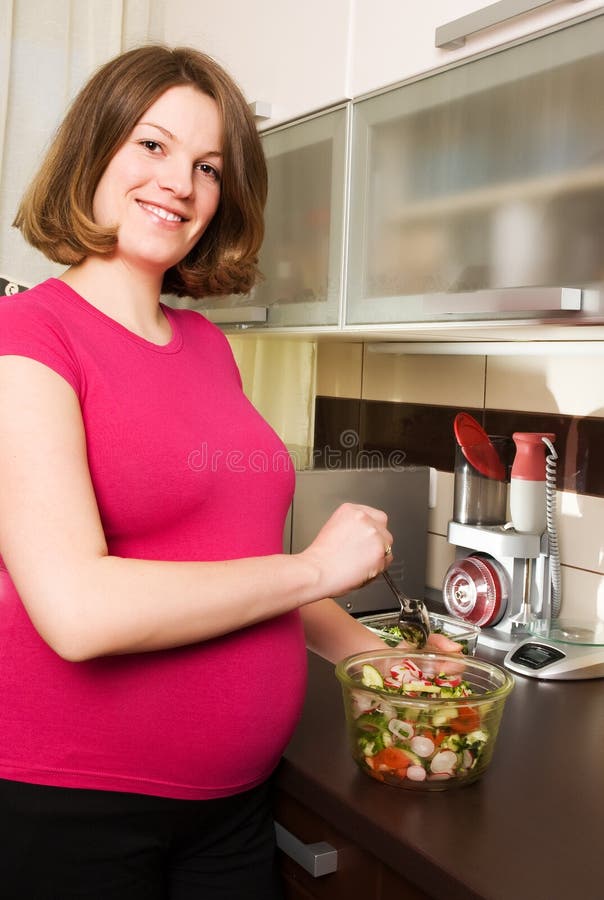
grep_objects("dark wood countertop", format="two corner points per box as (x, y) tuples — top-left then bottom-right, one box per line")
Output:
(276, 646), (604, 900)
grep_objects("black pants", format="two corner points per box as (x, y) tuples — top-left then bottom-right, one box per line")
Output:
(0, 777), (284, 899)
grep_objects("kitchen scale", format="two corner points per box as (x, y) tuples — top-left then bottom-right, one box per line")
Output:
(503, 618), (604, 680)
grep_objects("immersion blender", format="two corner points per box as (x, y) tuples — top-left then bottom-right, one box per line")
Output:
(509, 432), (556, 633)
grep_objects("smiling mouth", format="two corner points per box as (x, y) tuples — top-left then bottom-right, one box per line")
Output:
(137, 201), (186, 223)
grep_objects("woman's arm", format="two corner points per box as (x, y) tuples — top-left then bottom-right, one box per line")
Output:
(0, 357), (393, 662)
(300, 598), (386, 664)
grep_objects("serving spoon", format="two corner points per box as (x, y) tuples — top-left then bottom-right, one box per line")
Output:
(382, 569), (431, 648)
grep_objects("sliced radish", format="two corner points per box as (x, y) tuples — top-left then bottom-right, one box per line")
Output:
(435, 674), (462, 687)
(400, 658), (423, 678)
(378, 701), (397, 720)
(351, 691), (379, 716)
(390, 663), (421, 683)
(390, 658), (423, 679)
(430, 750), (458, 775)
(410, 735), (435, 758)
(428, 772), (452, 781)
(406, 765), (427, 782)
(388, 719), (414, 740)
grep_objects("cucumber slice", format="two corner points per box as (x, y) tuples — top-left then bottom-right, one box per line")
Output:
(401, 748), (423, 767)
(361, 664), (384, 689)
(403, 681), (441, 694)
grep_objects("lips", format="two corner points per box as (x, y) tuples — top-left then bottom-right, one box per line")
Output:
(136, 200), (187, 223)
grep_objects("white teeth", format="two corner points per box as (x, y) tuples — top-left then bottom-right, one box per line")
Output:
(139, 202), (184, 222)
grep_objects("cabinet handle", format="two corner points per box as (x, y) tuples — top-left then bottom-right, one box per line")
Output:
(199, 306), (268, 326)
(435, 0), (584, 49)
(249, 100), (272, 121)
(420, 286), (583, 316)
(274, 822), (338, 877)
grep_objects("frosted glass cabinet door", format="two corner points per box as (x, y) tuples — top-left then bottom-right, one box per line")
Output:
(177, 106), (349, 329)
(346, 14), (604, 325)
(252, 106), (348, 326)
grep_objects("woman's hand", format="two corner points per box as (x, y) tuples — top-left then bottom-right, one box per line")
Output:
(424, 632), (464, 653)
(298, 502), (393, 601)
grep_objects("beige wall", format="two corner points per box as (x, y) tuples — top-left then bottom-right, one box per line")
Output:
(228, 336), (317, 470)
(316, 341), (604, 623)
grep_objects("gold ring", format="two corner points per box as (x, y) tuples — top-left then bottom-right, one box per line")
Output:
(384, 544), (392, 557)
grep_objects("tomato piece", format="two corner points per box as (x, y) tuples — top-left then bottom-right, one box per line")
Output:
(371, 747), (412, 771)
(450, 706), (481, 733)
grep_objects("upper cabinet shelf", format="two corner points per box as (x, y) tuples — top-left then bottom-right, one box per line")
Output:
(386, 163), (604, 226)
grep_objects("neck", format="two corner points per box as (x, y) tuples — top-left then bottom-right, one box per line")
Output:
(60, 256), (172, 343)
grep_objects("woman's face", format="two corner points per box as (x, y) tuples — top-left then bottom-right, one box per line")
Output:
(92, 84), (223, 276)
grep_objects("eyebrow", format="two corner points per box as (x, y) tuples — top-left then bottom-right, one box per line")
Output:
(138, 121), (175, 139)
(136, 121), (223, 159)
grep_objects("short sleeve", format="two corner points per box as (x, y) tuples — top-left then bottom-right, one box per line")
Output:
(0, 293), (81, 395)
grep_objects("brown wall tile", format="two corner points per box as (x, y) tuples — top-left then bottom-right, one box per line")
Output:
(314, 397), (604, 499)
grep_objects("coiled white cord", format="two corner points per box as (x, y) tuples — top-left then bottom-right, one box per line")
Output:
(542, 436), (561, 617)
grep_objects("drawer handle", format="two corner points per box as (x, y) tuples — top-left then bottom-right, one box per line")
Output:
(274, 822), (338, 877)
(435, 0), (583, 49)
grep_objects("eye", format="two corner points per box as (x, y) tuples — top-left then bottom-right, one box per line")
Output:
(139, 139), (163, 153)
(196, 162), (221, 182)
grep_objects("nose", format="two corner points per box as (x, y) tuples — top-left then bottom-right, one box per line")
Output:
(157, 155), (193, 198)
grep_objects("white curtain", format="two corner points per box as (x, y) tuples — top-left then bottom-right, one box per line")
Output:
(228, 336), (317, 470)
(0, 0), (166, 289)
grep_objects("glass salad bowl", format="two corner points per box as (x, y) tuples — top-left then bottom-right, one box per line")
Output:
(336, 650), (514, 791)
(358, 611), (481, 655)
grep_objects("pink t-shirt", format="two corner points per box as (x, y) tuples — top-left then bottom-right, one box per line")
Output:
(0, 278), (307, 800)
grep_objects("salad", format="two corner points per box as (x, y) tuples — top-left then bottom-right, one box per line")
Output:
(349, 657), (489, 785)
(379, 623), (470, 653)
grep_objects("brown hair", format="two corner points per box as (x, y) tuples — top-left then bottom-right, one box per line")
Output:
(13, 44), (267, 298)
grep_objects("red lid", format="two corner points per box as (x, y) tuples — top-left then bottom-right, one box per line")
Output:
(454, 413), (506, 481)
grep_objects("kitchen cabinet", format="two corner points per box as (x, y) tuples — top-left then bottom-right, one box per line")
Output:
(183, 107), (349, 329)
(164, 4), (604, 338)
(346, 11), (604, 325)
(273, 789), (430, 900)
(149, 2), (604, 127)
(350, 0), (604, 99)
(161, 0), (351, 128)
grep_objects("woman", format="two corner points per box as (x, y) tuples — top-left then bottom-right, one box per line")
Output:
(0, 45), (456, 898)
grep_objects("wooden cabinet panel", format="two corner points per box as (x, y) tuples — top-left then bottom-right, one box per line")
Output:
(379, 863), (432, 900)
(273, 790), (380, 900)
(274, 789), (435, 900)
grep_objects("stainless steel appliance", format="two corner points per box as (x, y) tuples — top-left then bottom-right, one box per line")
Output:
(444, 423), (562, 655)
(285, 467), (430, 615)
(444, 522), (553, 650)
